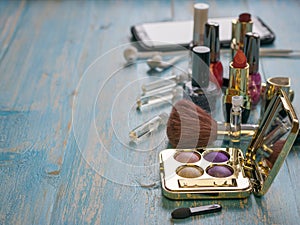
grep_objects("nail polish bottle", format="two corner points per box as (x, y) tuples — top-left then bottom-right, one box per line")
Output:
(188, 3), (209, 75)
(231, 13), (253, 58)
(223, 50), (251, 123)
(204, 22), (223, 88)
(184, 46), (221, 113)
(244, 32), (262, 105)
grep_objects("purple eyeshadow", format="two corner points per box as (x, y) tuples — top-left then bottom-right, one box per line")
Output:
(207, 165), (233, 178)
(174, 151), (201, 163)
(203, 151), (229, 163)
(176, 166), (204, 178)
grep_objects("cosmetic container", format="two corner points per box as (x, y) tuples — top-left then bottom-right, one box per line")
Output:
(231, 13), (253, 58)
(160, 89), (299, 199)
(129, 113), (168, 142)
(184, 46), (220, 113)
(141, 73), (189, 94)
(188, 3), (209, 75)
(192, 3), (209, 46)
(137, 86), (182, 111)
(223, 50), (251, 123)
(230, 96), (243, 142)
(204, 22), (223, 87)
(244, 32), (262, 105)
(261, 77), (292, 117)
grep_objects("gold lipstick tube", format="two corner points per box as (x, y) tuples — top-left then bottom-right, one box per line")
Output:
(223, 62), (251, 123)
(228, 61), (249, 93)
(231, 15), (253, 57)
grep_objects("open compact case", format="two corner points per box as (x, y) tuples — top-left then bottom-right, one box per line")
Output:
(159, 89), (299, 199)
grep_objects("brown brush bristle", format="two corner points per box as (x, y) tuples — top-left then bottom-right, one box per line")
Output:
(167, 99), (218, 148)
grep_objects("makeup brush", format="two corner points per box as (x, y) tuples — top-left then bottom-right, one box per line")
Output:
(166, 99), (258, 148)
(171, 204), (222, 219)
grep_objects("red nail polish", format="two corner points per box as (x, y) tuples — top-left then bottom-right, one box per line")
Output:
(205, 22), (223, 88)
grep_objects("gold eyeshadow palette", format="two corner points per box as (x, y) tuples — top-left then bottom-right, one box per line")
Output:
(160, 89), (299, 199)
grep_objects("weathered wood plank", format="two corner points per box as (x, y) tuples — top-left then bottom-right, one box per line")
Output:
(0, 1), (91, 224)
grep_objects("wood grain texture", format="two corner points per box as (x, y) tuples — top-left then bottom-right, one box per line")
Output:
(0, 0), (300, 225)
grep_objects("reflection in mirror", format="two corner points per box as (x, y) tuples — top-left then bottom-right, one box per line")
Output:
(266, 139), (286, 168)
(245, 89), (298, 196)
(257, 111), (292, 172)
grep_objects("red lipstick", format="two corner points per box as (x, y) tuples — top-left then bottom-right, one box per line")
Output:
(232, 50), (247, 68)
(223, 50), (251, 123)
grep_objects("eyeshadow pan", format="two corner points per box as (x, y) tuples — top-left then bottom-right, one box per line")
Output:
(176, 166), (204, 178)
(174, 151), (201, 163)
(206, 165), (233, 178)
(203, 151), (230, 163)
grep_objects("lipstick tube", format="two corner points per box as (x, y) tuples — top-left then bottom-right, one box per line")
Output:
(223, 50), (251, 123)
(231, 13), (253, 58)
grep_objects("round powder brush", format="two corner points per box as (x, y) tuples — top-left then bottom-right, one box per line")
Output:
(167, 99), (218, 148)
(167, 99), (258, 148)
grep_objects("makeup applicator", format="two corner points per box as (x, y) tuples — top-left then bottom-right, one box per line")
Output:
(171, 204), (222, 219)
(166, 99), (257, 148)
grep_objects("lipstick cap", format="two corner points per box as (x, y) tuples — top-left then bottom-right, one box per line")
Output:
(204, 22), (220, 62)
(193, 3), (209, 45)
(192, 46), (210, 88)
(244, 32), (260, 74)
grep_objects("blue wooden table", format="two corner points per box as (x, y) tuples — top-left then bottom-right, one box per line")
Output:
(1, 1), (300, 224)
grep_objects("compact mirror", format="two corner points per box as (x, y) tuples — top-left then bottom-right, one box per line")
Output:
(245, 89), (299, 196)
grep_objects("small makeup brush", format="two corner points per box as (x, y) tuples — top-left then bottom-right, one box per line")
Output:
(167, 99), (258, 148)
(171, 204), (222, 219)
